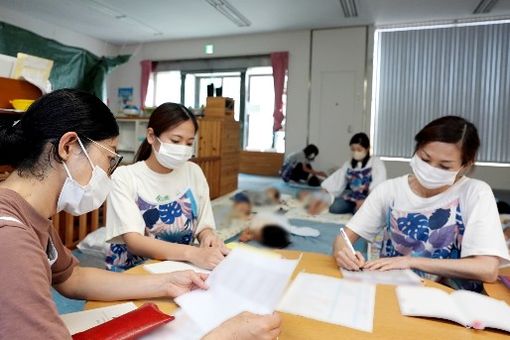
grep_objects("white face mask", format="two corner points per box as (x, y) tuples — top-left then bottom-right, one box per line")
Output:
(352, 150), (367, 161)
(410, 154), (460, 189)
(57, 138), (113, 216)
(154, 137), (193, 169)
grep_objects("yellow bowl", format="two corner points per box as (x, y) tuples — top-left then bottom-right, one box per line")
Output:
(10, 99), (35, 111)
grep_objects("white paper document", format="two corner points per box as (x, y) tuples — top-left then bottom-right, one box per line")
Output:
(341, 269), (423, 286)
(61, 302), (137, 335)
(277, 273), (376, 332)
(174, 248), (300, 335)
(397, 286), (510, 333)
(142, 309), (206, 340)
(144, 260), (211, 275)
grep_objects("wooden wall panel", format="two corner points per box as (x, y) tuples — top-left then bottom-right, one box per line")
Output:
(239, 151), (284, 176)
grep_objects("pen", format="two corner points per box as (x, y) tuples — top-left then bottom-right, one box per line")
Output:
(340, 228), (356, 255)
(340, 228), (363, 271)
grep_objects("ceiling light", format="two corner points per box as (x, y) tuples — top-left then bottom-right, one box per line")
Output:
(82, 0), (163, 36)
(473, 0), (499, 14)
(339, 0), (359, 18)
(205, 0), (251, 27)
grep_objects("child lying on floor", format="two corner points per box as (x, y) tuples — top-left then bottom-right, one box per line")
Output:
(230, 187), (282, 219)
(297, 190), (333, 215)
(239, 212), (320, 248)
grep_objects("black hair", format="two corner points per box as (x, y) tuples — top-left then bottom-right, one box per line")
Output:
(0, 89), (119, 179)
(272, 189), (281, 201)
(260, 225), (291, 248)
(135, 102), (198, 162)
(231, 192), (251, 204)
(414, 116), (480, 166)
(303, 144), (319, 157)
(349, 132), (371, 168)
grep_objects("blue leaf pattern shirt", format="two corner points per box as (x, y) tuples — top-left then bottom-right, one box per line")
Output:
(322, 157), (387, 204)
(347, 175), (510, 291)
(105, 161), (215, 271)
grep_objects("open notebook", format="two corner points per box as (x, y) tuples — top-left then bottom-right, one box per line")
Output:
(396, 286), (510, 333)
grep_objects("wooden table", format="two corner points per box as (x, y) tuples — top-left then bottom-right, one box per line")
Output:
(484, 267), (510, 305)
(86, 250), (509, 339)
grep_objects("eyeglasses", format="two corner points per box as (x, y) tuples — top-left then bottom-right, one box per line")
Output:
(85, 137), (123, 175)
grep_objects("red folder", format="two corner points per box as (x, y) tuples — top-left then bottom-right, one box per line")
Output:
(72, 303), (174, 340)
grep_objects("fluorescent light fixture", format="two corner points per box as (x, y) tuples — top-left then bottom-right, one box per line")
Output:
(473, 0), (499, 14)
(83, 0), (163, 36)
(205, 0), (251, 27)
(339, 0), (358, 18)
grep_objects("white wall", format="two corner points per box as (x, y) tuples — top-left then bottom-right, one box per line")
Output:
(0, 6), (117, 57)
(309, 27), (367, 171)
(107, 30), (311, 155)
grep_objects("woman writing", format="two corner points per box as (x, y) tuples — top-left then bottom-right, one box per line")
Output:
(334, 116), (509, 291)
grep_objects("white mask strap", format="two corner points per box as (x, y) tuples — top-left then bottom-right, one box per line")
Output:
(62, 162), (74, 180)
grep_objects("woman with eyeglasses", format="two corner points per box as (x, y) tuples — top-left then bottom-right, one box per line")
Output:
(0, 89), (280, 339)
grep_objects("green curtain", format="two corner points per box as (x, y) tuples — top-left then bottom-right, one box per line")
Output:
(0, 21), (129, 98)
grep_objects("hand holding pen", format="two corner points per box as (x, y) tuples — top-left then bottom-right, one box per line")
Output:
(335, 228), (366, 271)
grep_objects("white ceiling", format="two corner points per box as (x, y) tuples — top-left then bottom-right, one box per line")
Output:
(1, 0), (510, 44)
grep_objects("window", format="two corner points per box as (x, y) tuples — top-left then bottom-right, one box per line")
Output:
(245, 66), (285, 152)
(147, 63), (287, 153)
(145, 71), (181, 107)
(371, 21), (510, 164)
(184, 71), (241, 120)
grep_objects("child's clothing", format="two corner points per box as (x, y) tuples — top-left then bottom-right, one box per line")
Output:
(232, 191), (273, 206)
(250, 212), (320, 238)
(105, 161), (215, 271)
(322, 157), (386, 214)
(347, 175), (510, 291)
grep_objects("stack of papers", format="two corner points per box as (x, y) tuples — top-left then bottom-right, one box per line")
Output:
(341, 269), (423, 286)
(278, 272), (376, 332)
(172, 248), (300, 336)
(143, 260), (210, 275)
(397, 286), (510, 333)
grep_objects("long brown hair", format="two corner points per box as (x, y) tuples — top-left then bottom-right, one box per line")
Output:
(134, 103), (198, 162)
(414, 116), (480, 165)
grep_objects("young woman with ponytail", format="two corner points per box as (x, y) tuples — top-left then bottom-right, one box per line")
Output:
(105, 103), (228, 272)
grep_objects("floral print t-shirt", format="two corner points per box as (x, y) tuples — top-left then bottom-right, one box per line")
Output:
(347, 175), (510, 291)
(105, 161), (215, 271)
(322, 157), (386, 203)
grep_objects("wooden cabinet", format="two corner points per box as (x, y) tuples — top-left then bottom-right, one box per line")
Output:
(195, 116), (240, 199)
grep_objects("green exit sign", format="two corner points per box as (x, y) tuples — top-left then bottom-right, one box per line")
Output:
(205, 44), (214, 55)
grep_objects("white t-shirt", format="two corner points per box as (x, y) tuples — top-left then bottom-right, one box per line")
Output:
(321, 156), (386, 203)
(348, 175), (510, 264)
(105, 161), (215, 245)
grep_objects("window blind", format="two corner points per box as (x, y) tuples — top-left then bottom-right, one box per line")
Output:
(372, 22), (510, 163)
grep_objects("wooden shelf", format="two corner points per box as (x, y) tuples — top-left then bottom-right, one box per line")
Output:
(0, 109), (24, 117)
